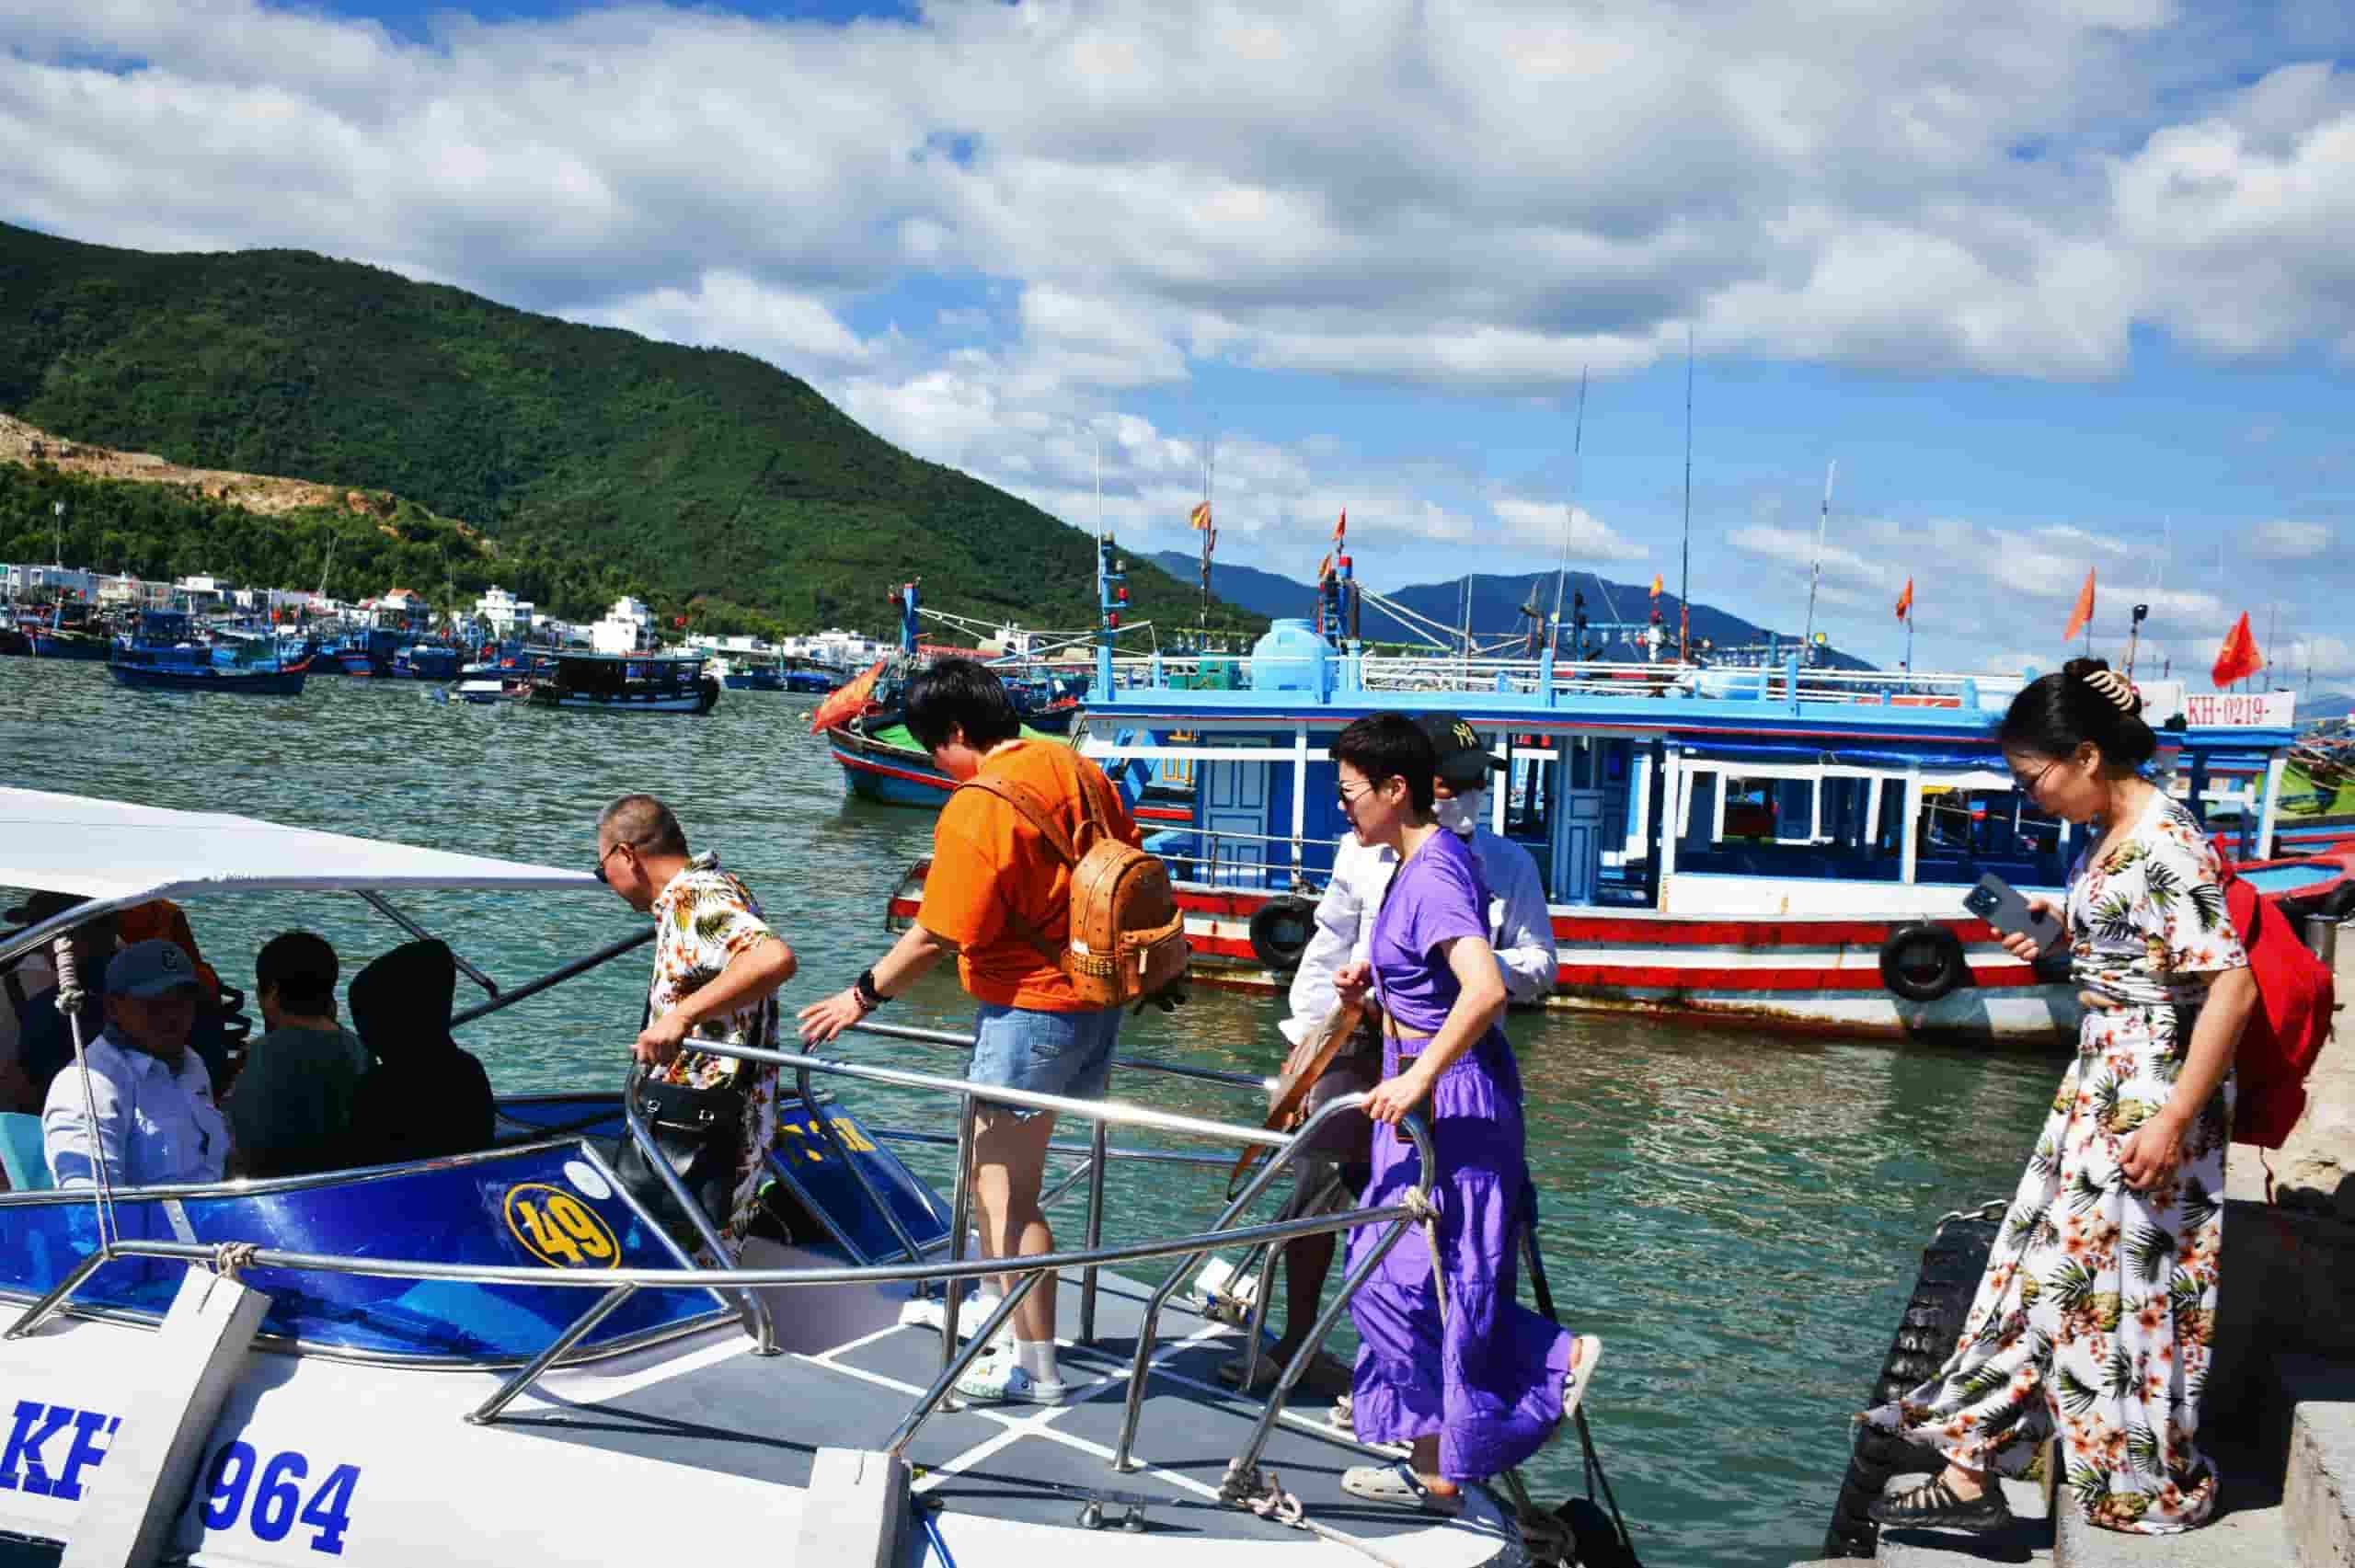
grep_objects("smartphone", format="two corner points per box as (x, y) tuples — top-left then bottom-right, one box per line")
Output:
(1962, 873), (2066, 956)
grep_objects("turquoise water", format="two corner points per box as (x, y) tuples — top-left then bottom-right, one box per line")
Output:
(0, 659), (2062, 1566)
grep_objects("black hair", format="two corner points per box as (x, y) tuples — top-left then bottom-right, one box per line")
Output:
(1331, 713), (1437, 814)
(598, 793), (689, 857)
(256, 930), (339, 1014)
(904, 658), (1022, 753)
(1997, 657), (2158, 772)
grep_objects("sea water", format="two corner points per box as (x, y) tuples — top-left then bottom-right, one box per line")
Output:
(0, 659), (2059, 1567)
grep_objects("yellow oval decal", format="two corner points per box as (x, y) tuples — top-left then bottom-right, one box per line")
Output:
(503, 1182), (619, 1269)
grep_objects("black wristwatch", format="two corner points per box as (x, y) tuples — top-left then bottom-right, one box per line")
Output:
(854, 967), (889, 1010)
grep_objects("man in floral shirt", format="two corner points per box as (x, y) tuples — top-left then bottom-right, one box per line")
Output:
(596, 794), (797, 1257)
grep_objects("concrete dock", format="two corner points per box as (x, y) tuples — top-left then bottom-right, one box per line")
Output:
(1795, 920), (2355, 1568)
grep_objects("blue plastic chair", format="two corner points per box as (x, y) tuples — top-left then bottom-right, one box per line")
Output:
(0, 1112), (52, 1192)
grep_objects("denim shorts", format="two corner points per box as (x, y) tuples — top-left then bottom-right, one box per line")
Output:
(969, 1001), (1120, 1119)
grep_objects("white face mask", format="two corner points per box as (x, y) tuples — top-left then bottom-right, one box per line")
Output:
(1432, 789), (1486, 837)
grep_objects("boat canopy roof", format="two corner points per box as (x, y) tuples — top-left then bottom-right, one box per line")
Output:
(0, 788), (592, 960)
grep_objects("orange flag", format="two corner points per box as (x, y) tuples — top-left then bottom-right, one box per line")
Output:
(1188, 501), (1212, 531)
(1894, 578), (1913, 622)
(809, 658), (887, 734)
(2061, 568), (2096, 643)
(1649, 574), (1663, 599)
(2211, 612), (2263, 689)
(1332, 509), (1347, 544)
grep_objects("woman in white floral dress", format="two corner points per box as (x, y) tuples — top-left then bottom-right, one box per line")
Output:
(1866, 660), (2257, 1537)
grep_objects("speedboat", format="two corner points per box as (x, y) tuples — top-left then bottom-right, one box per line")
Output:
(0, 789), (1587, 1568)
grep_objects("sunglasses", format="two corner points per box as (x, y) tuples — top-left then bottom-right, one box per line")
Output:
(593, 841), (632, 884)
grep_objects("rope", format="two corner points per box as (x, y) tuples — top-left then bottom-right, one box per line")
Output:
(213, 1242), (261, 1279)
(53, 937), (119, 1257)
(1220, 1458), (1304, 1527)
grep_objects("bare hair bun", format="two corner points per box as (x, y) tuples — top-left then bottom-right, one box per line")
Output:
(2062, 657), (2142, 717)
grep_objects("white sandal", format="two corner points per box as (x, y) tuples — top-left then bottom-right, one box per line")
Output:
(1340, 1462), (1463, 1515)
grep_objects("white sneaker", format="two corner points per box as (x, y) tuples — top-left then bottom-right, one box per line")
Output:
(954, 1358), (1068, 1405)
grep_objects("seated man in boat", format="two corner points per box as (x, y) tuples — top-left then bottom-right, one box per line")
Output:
(799, 658), (1139, 1405)
(225, 931), (371, 1178)
(42, 938), (229, 1190)
(1235, 712), (1557, 1399)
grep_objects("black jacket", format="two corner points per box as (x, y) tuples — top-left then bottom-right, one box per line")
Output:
(347, 940), (495, 1165)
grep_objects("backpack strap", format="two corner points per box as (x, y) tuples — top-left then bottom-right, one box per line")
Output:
(948, 774), (1078, 970)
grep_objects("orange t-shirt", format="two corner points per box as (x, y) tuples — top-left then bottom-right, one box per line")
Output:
(917, 740), (1143, 1011)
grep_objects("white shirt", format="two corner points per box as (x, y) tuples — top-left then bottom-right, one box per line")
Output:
(1281, 827), (1557, 1044)
(41, 1030), (228, 1189)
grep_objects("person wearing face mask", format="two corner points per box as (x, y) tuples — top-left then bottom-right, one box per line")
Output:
(1235, 715), (1559, 1402)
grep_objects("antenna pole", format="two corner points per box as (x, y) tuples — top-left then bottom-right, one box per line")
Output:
(1801, 460), (1835, 665)
(1679, 327), (1694, 663)
(1552, 368), (1587, 656)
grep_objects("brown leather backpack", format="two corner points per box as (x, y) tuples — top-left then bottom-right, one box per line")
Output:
(952, 766), (1190, 1008)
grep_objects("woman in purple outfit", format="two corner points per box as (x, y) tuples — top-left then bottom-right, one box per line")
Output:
(1327, 714), (1603, 1513)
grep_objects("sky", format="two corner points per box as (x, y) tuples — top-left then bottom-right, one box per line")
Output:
(3, 0), (2351, 685)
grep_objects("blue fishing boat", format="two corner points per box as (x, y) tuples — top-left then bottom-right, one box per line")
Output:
(882, 543), (2340, 1045)
(0, 788), (1580, 1568)
(109, 612), (310, 696)
(24, 598), (110, 660)
(715, 655), (785, 692)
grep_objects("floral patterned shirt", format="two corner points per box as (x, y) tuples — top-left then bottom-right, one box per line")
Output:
(2063, 793), (2247, 1008)
(646, 853), (781, 1090)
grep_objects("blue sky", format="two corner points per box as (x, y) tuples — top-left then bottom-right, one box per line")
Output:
(4, 0), (2350, 683)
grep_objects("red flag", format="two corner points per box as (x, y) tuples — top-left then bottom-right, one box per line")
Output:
(1189, 501), (1212, 531)
(1894, 578), (1913, 621)
(2211, 612), (2263, 688)
(2061, 568), (2096, 643)
(1332, 509), (1346, 544)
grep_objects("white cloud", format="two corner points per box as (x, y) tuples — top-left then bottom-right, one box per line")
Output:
(579, 270), (874, 369)
(1727, 523), (1887, 588)
(2248, 519), (2335, 559)
(1490, 499), (1648, 562)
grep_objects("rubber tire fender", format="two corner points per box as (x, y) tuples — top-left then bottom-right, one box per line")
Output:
(1818, 1211), (2002, 1559)
(1246, 896), (1316, 973)
(1878, 921), (1970, 1003)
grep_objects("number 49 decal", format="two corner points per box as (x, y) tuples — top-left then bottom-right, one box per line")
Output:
(503, 1183), (618, 1268)
(199, 1441), (360, 1556)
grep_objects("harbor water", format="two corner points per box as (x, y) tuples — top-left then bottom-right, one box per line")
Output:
(0, 659), (2063, 1567)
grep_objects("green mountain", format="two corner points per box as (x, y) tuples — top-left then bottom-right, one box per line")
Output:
(0, 222), (1261, 637)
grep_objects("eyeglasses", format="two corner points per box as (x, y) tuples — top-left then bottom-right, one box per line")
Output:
(592, 841), (632, 884)
(2013, 760), (2060, 797)
(1337, 780), (1380, 812)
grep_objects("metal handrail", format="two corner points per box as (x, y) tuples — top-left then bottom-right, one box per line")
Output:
(619, 1067), (778, 1356)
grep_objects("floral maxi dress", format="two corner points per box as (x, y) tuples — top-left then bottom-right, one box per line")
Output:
(1863, 793), (2246, 1534)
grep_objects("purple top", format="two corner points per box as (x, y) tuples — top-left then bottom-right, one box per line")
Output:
(1368, 828), (1493, 1036)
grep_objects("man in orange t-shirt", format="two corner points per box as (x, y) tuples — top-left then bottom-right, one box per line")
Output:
(799, 658), (1137, 1405)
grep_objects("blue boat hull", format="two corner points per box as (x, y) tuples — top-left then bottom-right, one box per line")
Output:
(827, 727), (954, 808)
(28, 633), (109, 661)
(109, 660), (308, 695)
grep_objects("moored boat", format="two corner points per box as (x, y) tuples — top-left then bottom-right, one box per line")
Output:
(0, 788), (1578, 1568)
(528, 650), (720, 713)
(107, 611), (310, 696)
(888, 599), (2333, 1045)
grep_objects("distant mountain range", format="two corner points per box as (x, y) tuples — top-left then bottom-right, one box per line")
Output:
(1148, 553), (1876, 670)
(2301, 691), (2355, 722)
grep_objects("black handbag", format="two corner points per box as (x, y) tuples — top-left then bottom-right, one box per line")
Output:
(613, 1074), (746, 1249)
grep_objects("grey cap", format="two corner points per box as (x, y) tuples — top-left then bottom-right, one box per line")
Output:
(104, 939), (202, 1000)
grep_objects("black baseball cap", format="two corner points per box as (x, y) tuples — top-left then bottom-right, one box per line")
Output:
(1411, 712), (1505, 787)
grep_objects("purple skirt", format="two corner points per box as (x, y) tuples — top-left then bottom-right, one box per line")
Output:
(1345, 1028), (1578, 1482)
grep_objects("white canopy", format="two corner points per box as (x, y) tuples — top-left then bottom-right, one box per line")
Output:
(0, 787), (594, 921)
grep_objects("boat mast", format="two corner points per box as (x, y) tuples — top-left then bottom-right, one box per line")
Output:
(1679, 328), (1694, 663)
(316, 531), (336, 601)
(1199, 430), (1215, 635)
(1801, 460), (1836, 665)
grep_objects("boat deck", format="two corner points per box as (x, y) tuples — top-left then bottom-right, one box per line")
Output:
(512, 1268), (1490, 1555)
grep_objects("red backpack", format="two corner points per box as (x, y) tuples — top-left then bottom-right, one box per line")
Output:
(2217, 863), (2335, 1149)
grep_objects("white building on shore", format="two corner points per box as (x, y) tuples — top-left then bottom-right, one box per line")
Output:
(591, 596), (658, 655)
(2, 564), (99, 600)
(475, 585), (535, 635)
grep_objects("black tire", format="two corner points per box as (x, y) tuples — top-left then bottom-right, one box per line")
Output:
(1246, 896), (1315, 972)
(1820, 1210), (2003, 1558)
(1878, 922), (1969, 1002)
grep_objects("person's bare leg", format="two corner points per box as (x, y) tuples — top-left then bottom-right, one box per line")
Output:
(971, 1106), (1060, 1345)
(1934, 1463), (1988, 1499)
(1273, 1232), (1336, 1362)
